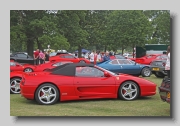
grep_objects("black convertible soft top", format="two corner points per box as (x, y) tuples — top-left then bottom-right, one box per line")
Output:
(51, 63), (94, 76)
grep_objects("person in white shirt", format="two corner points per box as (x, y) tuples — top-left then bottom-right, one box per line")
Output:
(165, 46), (170, 78)
(96, 50), (102, 63)
(89, 51), (95, 64)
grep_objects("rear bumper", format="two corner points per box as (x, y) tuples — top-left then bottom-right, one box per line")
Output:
(150, 66), (167, 75)
(20, 84), (37, 100)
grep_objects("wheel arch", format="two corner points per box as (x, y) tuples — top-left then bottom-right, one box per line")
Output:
(34, 82), (61, 101)
(10, 76), (22, 80)
(117, 80), (141, 98)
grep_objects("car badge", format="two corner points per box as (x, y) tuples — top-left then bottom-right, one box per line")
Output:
(116, 77), (119, 80)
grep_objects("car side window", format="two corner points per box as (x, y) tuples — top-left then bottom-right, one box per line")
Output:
(109, 59), (119, 65)
(64, 55), (74, 58)
(10, 62), (16, 66)
(75, 66), (104, 77)
(16, 53), (27, 58)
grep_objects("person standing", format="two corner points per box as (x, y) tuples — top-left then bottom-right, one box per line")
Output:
(89, 50), (95, 64)
(44, 51), (50, 63)
(33, 49), (39, 65)
(96, 50), (102, 64)
(165, 46), (170, 78)
(39, 50), (45, 64)
(103, 51), (110, 62)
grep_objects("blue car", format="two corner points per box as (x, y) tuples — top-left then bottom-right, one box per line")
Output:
(97, 59), (151, 77)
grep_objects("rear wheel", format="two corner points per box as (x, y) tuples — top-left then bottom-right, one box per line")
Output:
(35, 83), (59, 105)
(118, 81), (139, 101)
(141, 67), (151, 77)
(79, 60), (85, 63)
(154, 72), (165, 78)
(10, 77), (21, 94)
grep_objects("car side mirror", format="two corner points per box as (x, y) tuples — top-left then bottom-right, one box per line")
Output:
(16, 64), (20, 67)
(27, 55), (29, 58)
(104, 72), (111, 77)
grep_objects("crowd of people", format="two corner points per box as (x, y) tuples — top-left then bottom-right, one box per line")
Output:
(33, 49), (50, 65)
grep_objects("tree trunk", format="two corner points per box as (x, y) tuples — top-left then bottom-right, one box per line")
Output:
(104, 45), (107, 52)
(27, 39), (34, 56)
(132, 44), (135, 58)
(78, 45), (82, 58)
(36, 38), (43, 51)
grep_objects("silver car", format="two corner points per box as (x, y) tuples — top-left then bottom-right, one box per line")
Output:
(150, 59), (167, 78)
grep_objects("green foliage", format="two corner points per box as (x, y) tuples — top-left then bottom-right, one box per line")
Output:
(10, 10), (170, 54)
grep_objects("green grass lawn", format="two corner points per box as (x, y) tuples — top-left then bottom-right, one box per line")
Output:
(10, 75), (170, 116)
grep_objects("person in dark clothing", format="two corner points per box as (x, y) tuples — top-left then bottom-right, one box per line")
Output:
(33, 49), (39, 65)
(103, 51), (110, 62)
(44, 51), (50, 63)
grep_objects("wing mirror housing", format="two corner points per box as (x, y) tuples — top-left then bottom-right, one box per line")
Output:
(104, 72), (111, 77)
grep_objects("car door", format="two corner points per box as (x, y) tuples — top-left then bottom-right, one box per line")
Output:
(74, 66), (116, 99)
(117, 59), (141, 75)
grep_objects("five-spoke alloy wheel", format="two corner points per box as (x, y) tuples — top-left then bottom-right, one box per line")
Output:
(10, 78), (21, 94)
(118, 81), (139, 101)
(35, 83), (59, 105)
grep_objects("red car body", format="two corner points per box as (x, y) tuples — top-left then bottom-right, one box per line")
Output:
(133, 54), (168, 65)
(49, 53), (90, 63)
(20, 63), (156, 105)
(10, 71), (23, 94)
(10, 61), (72, 72)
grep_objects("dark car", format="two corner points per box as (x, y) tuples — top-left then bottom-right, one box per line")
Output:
(10, 52), (34, 65)
(150, 59), (167, 78)
(158, 77), (170, 103)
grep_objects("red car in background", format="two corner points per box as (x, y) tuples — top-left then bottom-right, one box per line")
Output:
(133, 54), (168, 65)
(10, 61), (73, 72)
(49, 53), (90, 63)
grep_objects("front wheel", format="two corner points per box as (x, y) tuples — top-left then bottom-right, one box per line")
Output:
(24, 68), (33, 72)
(118, 81), (139, 101)
(35, 83), (59, 105)
(141, 67), (151, 77)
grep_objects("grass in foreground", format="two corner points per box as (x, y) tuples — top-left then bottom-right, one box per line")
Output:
(10, 75), (170, 116)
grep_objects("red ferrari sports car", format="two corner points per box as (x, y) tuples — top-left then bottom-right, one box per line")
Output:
(20, 63), (157, 105)
(10, 61), (72, 72)
(10, 71), (23, 94)
(49, 53), (90, 63)
(133, 54), (168, 65)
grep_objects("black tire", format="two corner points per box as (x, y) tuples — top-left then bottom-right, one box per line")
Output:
(141, 67), (151, 77)
(118, 81), (139, 101)
(23, 67), (33, 72)
(79, 60), (85, 63)
(10, 77), (22, 94)
(35, 83), (59, 105)
(154, 72), (165, 78)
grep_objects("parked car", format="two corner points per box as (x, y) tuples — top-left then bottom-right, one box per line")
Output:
(49, 53), (90, 63)
(97, 59), (151, 77)
(20, 63), (156, 105)
(158, 77), (170, 103)
(150, 59), (167, 78)
(10, 71), (23, 94)
(133, 54), (168, 65)
(10, 52), (34, 65)
(10, 61), (72, 73)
